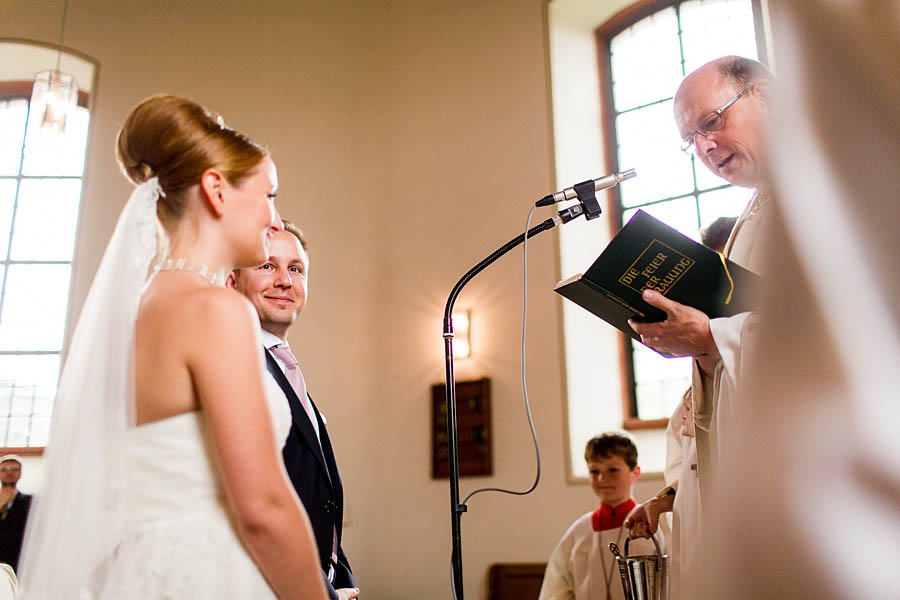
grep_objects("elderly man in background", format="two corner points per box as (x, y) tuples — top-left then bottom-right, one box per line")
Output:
(624, 56), (775, 597)
(0, 455), (32, 573)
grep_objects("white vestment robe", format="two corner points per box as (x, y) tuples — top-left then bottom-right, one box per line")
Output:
(691, 190), (769, 503)
(683, 188), (768, 597)
(539, 512), (662, 600)
(664, 401), (700, 600)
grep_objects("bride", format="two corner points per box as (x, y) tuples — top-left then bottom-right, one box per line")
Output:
(18, 95), (329, 600)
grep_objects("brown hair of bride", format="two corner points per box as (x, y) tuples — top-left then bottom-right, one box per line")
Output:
(116, 94), (267, 227)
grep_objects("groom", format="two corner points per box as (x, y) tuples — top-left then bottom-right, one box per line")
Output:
(229, 221), (359, 600)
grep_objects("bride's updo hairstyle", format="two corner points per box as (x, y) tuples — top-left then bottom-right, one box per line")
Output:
(116, 94), (267, 227)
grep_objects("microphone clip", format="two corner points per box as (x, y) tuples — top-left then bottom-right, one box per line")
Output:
(573, 179), (602, 221)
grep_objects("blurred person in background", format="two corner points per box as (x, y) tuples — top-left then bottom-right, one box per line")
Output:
(0, 455), (31, 573)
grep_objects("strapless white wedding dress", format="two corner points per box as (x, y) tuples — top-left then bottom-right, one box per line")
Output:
(96, 375), (290, 599)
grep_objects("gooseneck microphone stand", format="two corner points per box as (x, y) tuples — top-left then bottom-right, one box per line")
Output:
(441, 169), (635, 599)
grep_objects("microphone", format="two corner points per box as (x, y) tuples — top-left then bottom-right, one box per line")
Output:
(536, 169), (637, 207)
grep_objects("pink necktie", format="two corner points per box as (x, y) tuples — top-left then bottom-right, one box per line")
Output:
(269, 344), (319, 439)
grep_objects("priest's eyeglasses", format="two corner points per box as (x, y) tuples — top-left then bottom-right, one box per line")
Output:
(680, 89), (749, 155)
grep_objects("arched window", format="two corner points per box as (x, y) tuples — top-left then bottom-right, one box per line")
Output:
(0, 41), (96, 452)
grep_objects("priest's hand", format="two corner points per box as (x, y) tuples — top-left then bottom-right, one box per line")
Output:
(336, 588), (360, 600)
(628, 289), (720, 373)
(624, 494), (673, 539)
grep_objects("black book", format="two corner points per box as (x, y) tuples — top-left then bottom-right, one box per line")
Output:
(555, 210), (761, 357)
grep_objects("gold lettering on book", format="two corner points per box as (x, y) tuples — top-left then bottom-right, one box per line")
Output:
(620, 267), (641, 285)
(642, 275), (661, 290)
(619, 240), (695, 296)
(646, 257), (694, 294)
(640, 252), (668, 277)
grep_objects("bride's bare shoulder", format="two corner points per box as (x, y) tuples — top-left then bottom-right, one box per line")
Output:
(139, 278), (256, 334)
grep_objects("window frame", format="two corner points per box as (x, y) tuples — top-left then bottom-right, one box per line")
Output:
(0, 79), (91, 455)
(593, 0), (768, 430)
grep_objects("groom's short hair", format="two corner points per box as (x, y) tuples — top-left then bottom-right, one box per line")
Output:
(281, 220), (308, 252)
(232, 219), (308, 277)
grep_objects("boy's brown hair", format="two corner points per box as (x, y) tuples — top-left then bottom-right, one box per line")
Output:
(584, 432), (638, 470)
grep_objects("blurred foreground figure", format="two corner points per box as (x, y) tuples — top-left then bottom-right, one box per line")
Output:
(701, 2), (900, 598)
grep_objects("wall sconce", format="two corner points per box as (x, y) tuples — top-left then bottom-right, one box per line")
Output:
(452, 311), (471, 359)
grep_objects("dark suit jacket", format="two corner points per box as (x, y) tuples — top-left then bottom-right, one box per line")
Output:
(265, 349), (354, 600)
(0, 491), (32, 572)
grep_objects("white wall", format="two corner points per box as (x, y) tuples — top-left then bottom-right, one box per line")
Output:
(0, 41), (95, 92)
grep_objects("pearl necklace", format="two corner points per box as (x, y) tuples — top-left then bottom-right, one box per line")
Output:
(156, 258), (226, 287)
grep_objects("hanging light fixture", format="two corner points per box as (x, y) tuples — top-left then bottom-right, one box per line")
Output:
(31, 0), (79, 134)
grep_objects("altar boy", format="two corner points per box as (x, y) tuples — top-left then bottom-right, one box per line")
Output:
(538, 433), (662, 600)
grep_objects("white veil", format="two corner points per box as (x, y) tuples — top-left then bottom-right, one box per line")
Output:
(17, 178), (162, 599)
